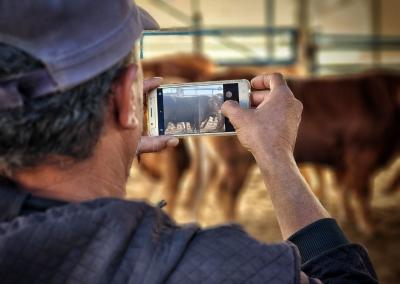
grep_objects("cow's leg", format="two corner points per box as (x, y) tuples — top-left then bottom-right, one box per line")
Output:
(382, 159), (400, 195)
(207, 158), (224, 194)
(353, 183), (374, 235)
(216, 113), (224, 131)
(316, 166), (330, 206)
(202, 138), (228, 199)
(203, 141), (235, 219)
(343, 149), (377, 235)
(350, 154), (375, 235)
(193, 120), (200, 133)
(300, 165), (327, 205)
(202, 137), (254, 221)
(386, 173), (400, 194)
(160, 149), (181, 216)
(216, 160), (253, 221)
(214, 164), (233, 219)
(335, 169), (355, 225)
(180, 137), (207, 220)
(200, 117), (210, 129)
(201, 150), (218, 201)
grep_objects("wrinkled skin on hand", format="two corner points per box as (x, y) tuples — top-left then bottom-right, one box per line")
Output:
(222, 73), (303, 162)
(137, 77), (179, 155)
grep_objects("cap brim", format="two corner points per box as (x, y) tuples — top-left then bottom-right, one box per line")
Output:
(138, 6), (160, 30)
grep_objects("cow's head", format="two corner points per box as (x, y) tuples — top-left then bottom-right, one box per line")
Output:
(208, 95), (223, 113)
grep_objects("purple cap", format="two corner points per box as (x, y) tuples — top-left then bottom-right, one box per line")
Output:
(0, 0), (159, 110)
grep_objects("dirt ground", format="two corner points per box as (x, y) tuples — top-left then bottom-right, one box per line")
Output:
(165, 117), (224, 136)
(126, 159), (400, 284)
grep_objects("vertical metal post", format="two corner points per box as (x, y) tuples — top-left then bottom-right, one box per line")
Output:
(371, 0), (381, 66)
(140, 35), (145, 59)
(298, 0), (309, 38)
(265, 0), (275, 60)
(298, 0), (313, 75)
(192, 0), (203, 54)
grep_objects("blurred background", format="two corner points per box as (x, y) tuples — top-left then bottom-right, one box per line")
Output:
(127, 1), (400, 283)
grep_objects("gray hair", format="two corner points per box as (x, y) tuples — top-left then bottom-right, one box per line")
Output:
(0, 43), (130, 176)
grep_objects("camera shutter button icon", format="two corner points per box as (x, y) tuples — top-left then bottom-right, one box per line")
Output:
(225, 91), (233, 99)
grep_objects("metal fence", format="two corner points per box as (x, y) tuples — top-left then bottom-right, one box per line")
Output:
(140, 27), (298, 66)
(311, 33), (400, 75)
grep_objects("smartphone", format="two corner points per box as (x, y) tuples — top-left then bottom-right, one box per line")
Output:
(146, 80), (250, 137)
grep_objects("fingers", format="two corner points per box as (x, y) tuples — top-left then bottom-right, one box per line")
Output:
(143, 77), (163, 93)
(138, 136), (179, 154)
(221, 100), (250, 129)
(250, 90), (270, 107)
(251, 73), (287, 91)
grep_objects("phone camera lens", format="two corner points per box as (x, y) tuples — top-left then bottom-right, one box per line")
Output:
(226, 91), (233, 99)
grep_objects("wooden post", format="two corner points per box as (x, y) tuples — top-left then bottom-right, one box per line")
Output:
(297, 0), (313, 75)
(371, 0), (382, 66)
(192, 0), (203, 54)
(265, 0), (275, 60)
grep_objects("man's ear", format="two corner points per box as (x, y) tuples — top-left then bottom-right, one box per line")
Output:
(112, 64), (139, 129)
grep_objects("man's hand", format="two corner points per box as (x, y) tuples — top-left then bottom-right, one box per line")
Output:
(221, 73), (302, 164)
(137, 136), (179, 154)
(137, 77), (179, 155)
(223, 73), (330, 239)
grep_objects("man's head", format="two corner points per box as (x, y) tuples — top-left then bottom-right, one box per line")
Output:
(0, 44), (142, 175)
(0, 0), (157, 178)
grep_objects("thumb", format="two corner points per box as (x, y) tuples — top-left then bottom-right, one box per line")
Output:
(221, 100), (247, 129)
(143, 77), (163, 93)
(138, 136), (179, 154)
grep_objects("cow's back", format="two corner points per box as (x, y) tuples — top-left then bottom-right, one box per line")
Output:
(288, 71), (400, 167)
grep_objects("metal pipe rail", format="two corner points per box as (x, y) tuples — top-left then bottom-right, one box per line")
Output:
(140, 27), (299, 66)
(311, 33), (400, 74)
(314, 34), (400, 51)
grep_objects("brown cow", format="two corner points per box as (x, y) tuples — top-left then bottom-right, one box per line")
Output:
(140, 53), (400, 235)
(139, 62), (304, 221)
(142, 53), (214, 82)
(193, 70), (400, 234)
(138, 141), (189, 216)
(139, 53), (214, 217)
(201, 136), (254, 220)
(139, 136), (209, 221)
(290, 71), (400, 233)
(141, 63), (296, 220)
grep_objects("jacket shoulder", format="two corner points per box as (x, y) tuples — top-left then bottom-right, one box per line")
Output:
(167, 224), (301, 284)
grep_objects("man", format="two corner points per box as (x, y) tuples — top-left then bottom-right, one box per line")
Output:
(0, 0), (377, 283)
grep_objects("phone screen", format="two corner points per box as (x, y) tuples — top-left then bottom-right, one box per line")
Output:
(156, 83), (239, 136)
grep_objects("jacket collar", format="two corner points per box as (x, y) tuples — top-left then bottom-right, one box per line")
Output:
(0, 177), (66, 221)
(0, 177), (29, 222)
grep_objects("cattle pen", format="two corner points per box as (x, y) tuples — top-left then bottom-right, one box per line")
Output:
(133, 0), (400, 283)
(2, 0), (400, 283)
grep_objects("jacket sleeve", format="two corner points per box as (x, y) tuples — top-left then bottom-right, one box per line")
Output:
(288, 218), (378, 284)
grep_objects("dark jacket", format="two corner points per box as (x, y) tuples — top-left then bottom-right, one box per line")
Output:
(0, 178), (378, 283)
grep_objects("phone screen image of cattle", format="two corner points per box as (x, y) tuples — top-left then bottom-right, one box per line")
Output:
(160, 84), (231, 136)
